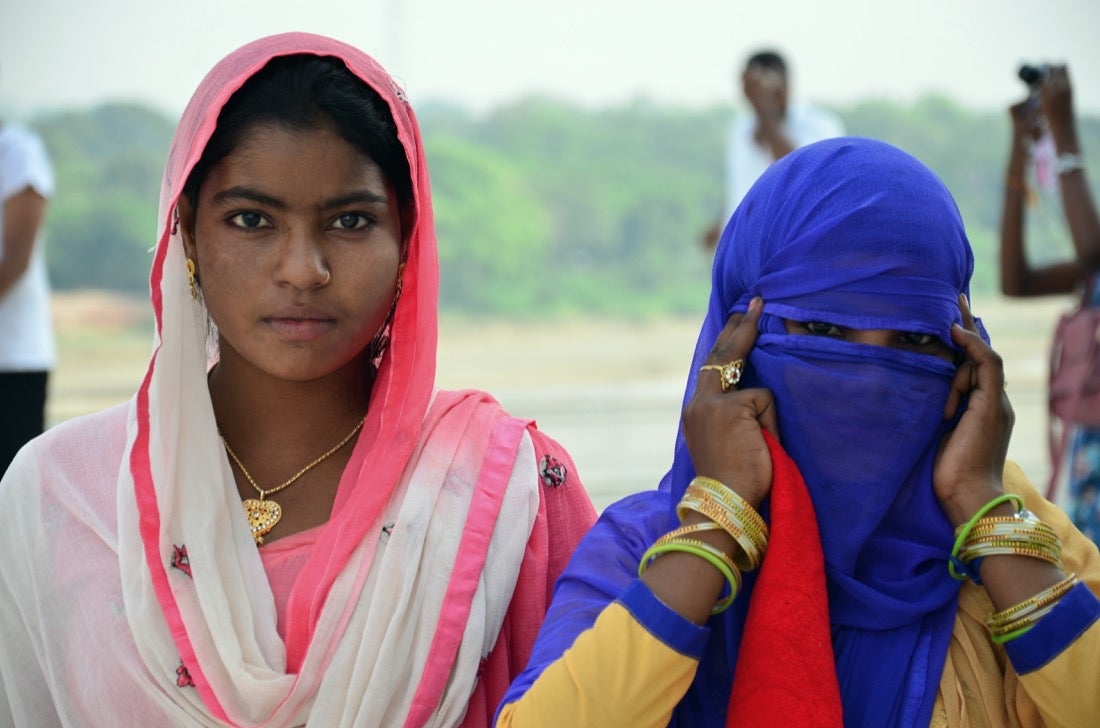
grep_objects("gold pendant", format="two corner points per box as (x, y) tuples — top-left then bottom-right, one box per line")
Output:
(242, 498), (282, 545)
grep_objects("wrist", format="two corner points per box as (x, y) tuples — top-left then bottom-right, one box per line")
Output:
(1055, 152), (1086, 176)
(682, 512), (737, 551)
(941, 483), (1010, 527)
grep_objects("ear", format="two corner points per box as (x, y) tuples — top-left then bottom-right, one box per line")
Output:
(176, 196), (198, 260)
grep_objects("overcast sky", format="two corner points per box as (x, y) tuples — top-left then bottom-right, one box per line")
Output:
(3, 0), (1099, 119)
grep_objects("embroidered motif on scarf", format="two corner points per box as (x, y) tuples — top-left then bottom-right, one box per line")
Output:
(539, 455), (567, 488)
(171, 544), (192, 578)
(176, 660), (195, 688)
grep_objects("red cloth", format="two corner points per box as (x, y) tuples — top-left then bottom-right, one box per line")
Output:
(726, 432), (844, 727)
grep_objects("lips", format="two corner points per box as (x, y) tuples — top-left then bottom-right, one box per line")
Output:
(264, 306), (336, 342)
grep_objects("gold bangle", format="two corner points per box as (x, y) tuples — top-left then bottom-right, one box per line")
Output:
(986, 573), (1079, 629)
(681, 486), (769, 557)
(689, 477), (769, 540)
(990, 602), (1059, 637)
(960, 544), (1062, 568)
(957, 511), (1063, 574)
(682, 489), (770, 551)
(679, 495), (762, 571)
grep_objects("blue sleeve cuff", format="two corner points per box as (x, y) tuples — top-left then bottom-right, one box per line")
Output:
(1005, 581), (1100, 674)
(618, 578), (711, 660)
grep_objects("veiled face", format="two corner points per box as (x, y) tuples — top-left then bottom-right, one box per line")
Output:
(782, 319), (956, 363)
(180, 121), (403, 384)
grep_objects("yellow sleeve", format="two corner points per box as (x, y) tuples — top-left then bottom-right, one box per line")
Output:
(495, 602), (698, 727)
(1011, 462), (1100, 728)
(937, 463), (1100, 728)
(1016, 617), (1100, 728)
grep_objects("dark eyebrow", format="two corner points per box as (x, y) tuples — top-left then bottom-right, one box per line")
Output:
(211, 186), (286, 210)
(321, 190), (390, 209)
(210, 187), (388, 211)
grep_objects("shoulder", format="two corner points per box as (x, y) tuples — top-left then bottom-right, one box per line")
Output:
(789, 104), (845, 140)
(0, 123), (54, 198)
(731, 111), (754, 137)
(789, 103), (839, 122)
(0, 403), (131, 561)
(0, 123), (48, 158)
(37, 401), (131, 453)
(3, 403), (130, 498)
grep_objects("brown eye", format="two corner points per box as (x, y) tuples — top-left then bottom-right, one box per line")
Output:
(899, 331), (955, 362)
(229, 211), (269, 229)
(803, 321), (845, 337)
(330, 213), (373, 231)
(899, 332), (937, 346)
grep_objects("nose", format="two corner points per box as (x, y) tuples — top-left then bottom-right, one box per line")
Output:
(274, 227), (330, 289)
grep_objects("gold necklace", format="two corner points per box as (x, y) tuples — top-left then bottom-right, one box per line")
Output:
(221, 417), (366, 545)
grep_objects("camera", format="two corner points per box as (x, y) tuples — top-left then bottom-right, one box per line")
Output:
(1018, 64), (1050, 89)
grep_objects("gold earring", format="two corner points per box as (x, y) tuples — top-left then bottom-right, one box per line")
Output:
(186, 258), (198, 300)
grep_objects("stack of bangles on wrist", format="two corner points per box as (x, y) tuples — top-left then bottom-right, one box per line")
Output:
(638, 476), (769, 614)
(948, 493), (1077, 644)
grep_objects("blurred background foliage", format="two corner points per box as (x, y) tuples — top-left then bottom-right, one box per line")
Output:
(27, 95), (1099, 317)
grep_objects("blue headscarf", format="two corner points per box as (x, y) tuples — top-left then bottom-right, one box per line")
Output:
(662, 137), (979, 726)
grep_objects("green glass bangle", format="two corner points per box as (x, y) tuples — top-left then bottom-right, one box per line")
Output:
(990, 623), (1035, 645)
(639, 537), (741, 614)
(948, 493), (1025, 581)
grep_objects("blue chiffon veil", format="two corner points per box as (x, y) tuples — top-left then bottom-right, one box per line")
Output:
(661, 137), (982, 726)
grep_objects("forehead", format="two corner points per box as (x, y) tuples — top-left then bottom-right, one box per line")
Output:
(201, 122), (387, 198)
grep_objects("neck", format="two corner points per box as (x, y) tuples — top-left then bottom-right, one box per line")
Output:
(209, 348), (372, 461)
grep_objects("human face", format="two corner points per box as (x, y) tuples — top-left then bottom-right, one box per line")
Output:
(783, 319), (956, 362)
(741, 65), (788, 114)
(180, 122), (404, 384)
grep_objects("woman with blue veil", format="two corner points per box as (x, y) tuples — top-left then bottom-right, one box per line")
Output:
(497, 138), (1100, 727)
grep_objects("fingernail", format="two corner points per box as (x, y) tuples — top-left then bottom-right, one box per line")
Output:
(749, 296), (762, 311)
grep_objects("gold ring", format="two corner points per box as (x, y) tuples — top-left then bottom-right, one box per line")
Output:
(699, 359), (744, 392)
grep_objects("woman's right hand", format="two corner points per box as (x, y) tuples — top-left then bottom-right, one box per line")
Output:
(681, 297), (777, 509)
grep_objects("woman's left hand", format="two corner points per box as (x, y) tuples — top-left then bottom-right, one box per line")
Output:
(934, 295), (1016, 526)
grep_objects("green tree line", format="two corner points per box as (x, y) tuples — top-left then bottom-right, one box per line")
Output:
(26, 95), (1100, 317)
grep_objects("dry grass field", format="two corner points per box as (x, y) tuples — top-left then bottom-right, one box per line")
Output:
(48, 290), (1075, 510)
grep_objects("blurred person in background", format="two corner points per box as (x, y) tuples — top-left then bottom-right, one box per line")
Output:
(999, 63), (1100, 544)
(0, 115), (55, 477)
(701, 49), (844, 251)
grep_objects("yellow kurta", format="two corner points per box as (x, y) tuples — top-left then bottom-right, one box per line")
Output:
(933, 463), (1100, 728)
(498, 463), (1100, 727)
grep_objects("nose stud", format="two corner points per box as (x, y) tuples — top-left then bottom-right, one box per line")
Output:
(320, 269), (332, 285)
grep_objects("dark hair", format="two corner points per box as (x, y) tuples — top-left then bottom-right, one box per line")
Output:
(181, 54), (413, 228)
(743, 50), (788, 78)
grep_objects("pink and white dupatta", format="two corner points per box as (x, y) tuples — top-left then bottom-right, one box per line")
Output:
(107, 33), (537, 726)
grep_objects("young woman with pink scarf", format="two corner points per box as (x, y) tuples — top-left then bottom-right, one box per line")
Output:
(0, 33), (596, 727)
